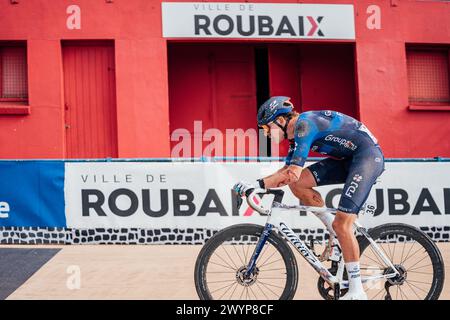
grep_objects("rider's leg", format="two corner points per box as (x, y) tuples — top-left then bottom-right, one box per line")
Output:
(332, 211), (366, 298)
(332, 212), (359, 261)
(288, 168), (324, 207)
(336, 146), (385, 300)
(288, 169), (336, 233)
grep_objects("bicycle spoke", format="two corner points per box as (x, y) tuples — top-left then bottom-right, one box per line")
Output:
(398, 285), (408, 300)
(377, 242), (393, 265)
(370, 285), (387, 300)
(208, 260), (236, 271)
(229, 282), (239, 300)
(258, 280), (282, 297)
(400, 241), (417, 265)
(257, 280), (285, 290)
(210, 281), (239, 295)
(407, 270), (433, 275)
(362, 249), (386, 269)
(405, 255), (430, 270)
(402, 247), (426, 265)
(208, 279), (236, 284)
(259, 258), (283, 269)
(258, 267), (286, 272)
(257, 246), (277, 268)
(232, 244), (245, 267)
(397, 285), (403, 301)
(407, 280), (429, 294)
(392, 241), (397, 263)
(368, 243), (391, 268)
(238, 285), (246, 300)
(248, 284), (259, 300)
(218, 282), (238, 300)
(386, 240), (393, 262)
(242, 244), (249, 265)
(213, 251), (237, 270)
(255, 282), (270, 300)
(408, 263), (433, 272)
(400, 241), (407, 265)
(245, 243), (254, 264)
(405, 280), (425, 299)
(407, 279), (432, 286)
(222, 245), (239, 269)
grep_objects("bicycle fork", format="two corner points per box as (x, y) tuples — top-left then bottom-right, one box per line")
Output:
(244, 223), (273, 278)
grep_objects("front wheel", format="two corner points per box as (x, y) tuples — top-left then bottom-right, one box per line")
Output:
(358, 223), (445, 300)
(194, 224), (298, 300)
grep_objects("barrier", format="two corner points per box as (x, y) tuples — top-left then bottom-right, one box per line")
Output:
(1, 158), (449, 244)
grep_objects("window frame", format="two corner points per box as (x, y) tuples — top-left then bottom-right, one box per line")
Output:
(0, 43), (28, 103)
(406, 45), (450, 111)
(0, 42), (30, 115)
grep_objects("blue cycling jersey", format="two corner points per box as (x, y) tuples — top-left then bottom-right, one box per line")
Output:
(285, 110), (379, 167)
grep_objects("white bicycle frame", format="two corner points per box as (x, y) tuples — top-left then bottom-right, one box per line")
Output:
(246, 188), (401, 290)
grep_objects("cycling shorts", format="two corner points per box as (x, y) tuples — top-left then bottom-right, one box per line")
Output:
(306, 145), (385, 214)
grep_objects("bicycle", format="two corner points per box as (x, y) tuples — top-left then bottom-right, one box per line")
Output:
(194, 188), (445, 300)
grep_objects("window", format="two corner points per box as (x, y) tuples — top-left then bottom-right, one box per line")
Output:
(0, 45), (28, 101)
(406, 47), (450, 108)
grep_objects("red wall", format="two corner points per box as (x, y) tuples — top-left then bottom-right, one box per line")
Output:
(168, 43), (257, 157)
(0, 0), (170, 158)
(0, 0), (449, 159)
(354, 0), (450, 157)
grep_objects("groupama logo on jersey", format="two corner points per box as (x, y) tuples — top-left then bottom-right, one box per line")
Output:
(325, 135), (358, 151)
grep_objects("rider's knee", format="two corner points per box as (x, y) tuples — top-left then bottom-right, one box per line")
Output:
(332, 214), (355, 235)
(332, 219), (344, 234)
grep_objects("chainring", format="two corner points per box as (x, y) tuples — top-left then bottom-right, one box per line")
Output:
(317, 267), (349, 300)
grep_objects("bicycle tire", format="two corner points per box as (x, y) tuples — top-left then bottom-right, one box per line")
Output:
(194, 223), (299, 300)
(358, 223), (445, 300)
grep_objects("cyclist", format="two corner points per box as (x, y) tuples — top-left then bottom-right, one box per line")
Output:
(233, 96), (385, 300)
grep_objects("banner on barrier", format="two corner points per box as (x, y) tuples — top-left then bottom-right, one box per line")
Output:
(64, 161), (450, 231)
(0, 161), (66, 227)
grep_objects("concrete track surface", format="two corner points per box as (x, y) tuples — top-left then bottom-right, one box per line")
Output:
(2, 243), (449, 300)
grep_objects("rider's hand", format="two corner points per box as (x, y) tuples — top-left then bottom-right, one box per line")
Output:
(233, 181), (255, 197)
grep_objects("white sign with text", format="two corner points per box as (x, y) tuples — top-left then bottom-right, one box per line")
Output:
(162, 2), (355, 39)
(65, 162), (450, 230)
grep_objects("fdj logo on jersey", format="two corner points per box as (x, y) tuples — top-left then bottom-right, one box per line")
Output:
(344, 174), (363, 198)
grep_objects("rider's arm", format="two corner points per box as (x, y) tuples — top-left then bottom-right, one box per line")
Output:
(261, 165), (303, 188)
(258, 118), (316, 189)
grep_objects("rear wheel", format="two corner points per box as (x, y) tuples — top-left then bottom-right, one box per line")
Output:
(194, 224), (298, 300)
(358, 223), (445, 300)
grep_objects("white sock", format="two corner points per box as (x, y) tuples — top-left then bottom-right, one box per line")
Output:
(345, 261), (364, 293)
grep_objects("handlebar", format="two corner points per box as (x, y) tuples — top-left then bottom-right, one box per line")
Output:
(234, 188), (285, 215)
